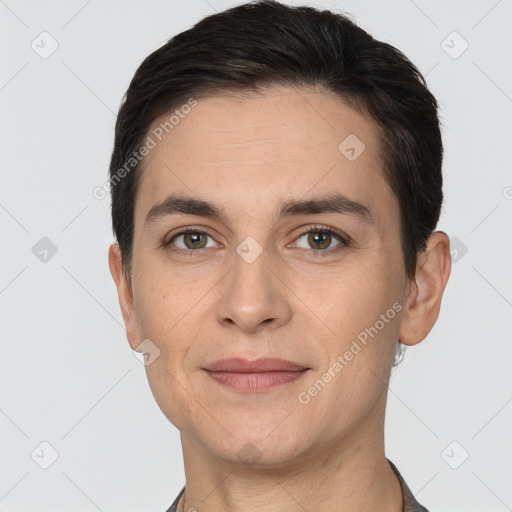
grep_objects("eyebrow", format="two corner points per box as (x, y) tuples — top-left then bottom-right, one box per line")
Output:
(144, 192), (373, 226)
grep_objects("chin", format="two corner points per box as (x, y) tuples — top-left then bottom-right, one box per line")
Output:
(199, 415), (310, 468)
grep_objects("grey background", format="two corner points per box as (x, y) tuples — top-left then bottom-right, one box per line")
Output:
(1, 0), (511, 510)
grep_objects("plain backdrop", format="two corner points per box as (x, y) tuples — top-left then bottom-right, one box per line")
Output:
(1, 1), (511, 511)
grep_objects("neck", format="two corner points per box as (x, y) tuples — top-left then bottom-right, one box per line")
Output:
(177, 419), (403, 512)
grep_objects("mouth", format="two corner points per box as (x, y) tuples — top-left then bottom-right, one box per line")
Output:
(203, 357), (310, 392)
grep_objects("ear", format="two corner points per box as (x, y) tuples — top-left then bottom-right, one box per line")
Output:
(399, 231), (452, 346)
(108, 242), (143, 351)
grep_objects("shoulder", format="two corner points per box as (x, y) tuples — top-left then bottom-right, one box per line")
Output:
(164, 485), (185, 512)
(387, 459), (430, 512)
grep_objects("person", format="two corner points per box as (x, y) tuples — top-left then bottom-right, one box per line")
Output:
(107, 1), (451, 510)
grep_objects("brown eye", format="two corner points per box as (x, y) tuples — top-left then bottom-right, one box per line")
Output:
(182, 232), (208, 249)
(165, 230), (217, 251)
(295, 229), (344, 251)
(307, 231), (332, 250)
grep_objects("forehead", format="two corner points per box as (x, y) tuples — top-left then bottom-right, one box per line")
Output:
(134, 87), (397, 232)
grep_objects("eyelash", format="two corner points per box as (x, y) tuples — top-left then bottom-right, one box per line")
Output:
(162, 224), (350, 258)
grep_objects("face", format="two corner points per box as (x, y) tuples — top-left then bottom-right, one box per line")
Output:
(111, 86), (422, 468)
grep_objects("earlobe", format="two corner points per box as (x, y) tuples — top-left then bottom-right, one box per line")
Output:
(398, 231), (452, 346)
(108, 243), (142, 350)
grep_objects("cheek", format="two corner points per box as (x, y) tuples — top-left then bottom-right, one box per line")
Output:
(133, 274), (203, 429)
(301, 315), (398, 440)
(312, 261), (390, 331)
(306, 260), (401, 403)
(132, 261), (205, 340)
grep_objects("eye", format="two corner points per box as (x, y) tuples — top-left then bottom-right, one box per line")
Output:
(293, 225), (349, 256)
(164, 228), (219, 252)
(162, 225), (350, 258)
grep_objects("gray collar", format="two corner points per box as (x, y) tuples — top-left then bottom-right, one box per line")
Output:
(387, 458), (430, 512)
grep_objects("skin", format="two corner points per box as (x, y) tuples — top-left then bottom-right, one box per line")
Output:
(109, 86), (451, 511)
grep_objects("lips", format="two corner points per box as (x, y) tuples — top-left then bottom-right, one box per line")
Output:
(204, 357), (308, 373)
(203, 357), (310, 392)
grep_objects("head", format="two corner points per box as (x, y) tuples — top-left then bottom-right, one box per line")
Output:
(108, 0), (450, 467)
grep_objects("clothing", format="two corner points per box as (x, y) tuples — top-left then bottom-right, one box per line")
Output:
(388, 459), (429, 512)
(165, 458), (429, 512)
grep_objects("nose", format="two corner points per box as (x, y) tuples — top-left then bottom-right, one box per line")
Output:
(215, 242), (292, 333)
